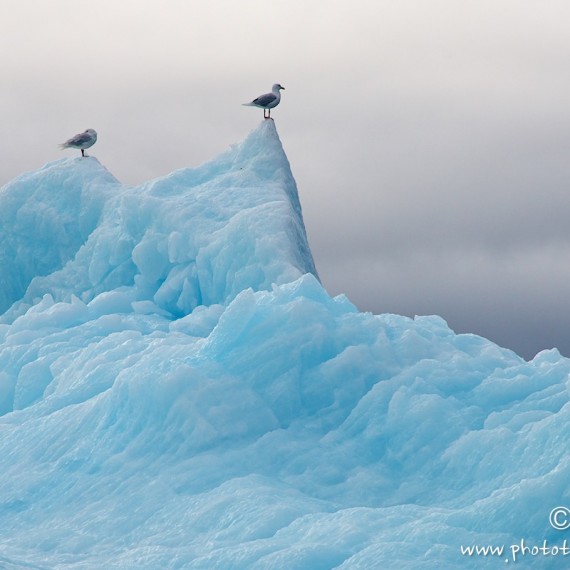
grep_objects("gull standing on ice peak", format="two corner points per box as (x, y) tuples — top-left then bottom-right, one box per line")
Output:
(243, 84), (285, 119)
(59, 129), (97, 157)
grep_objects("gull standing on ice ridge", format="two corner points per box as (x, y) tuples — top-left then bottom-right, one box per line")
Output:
(243, 84), (285, 119)
(59, 129), (98, 157)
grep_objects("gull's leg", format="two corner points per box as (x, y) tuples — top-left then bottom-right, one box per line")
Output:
(81, 149), (85, 157)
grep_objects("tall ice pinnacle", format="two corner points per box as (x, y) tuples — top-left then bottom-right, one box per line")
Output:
(0, 120), (318, 319)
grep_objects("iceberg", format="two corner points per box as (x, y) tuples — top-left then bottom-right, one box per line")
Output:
(0, 120), (568, 569)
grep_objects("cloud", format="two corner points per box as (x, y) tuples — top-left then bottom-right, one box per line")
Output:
(1, 0), (569, 359)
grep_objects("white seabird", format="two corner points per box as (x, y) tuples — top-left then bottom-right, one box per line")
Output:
(243, 84), (285, 119)
(59, 129), (98, 157)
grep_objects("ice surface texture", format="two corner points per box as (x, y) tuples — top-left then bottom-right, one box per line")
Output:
(0, 121), (568, 569)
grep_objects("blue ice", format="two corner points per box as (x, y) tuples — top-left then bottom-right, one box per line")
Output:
(0, 120), (568, 569)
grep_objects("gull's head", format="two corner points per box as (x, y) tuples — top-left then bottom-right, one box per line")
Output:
(85, 129), (97, 136)
(272, 83), (285, 92)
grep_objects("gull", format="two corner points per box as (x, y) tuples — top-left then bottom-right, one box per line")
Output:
(59, 129), (98, 157)
(243, 84), (285, 119)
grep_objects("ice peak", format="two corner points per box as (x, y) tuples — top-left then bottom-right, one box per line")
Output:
(0, 122), (317, 321)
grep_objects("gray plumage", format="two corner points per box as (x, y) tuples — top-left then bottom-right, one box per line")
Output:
(251, 92), (278, 107)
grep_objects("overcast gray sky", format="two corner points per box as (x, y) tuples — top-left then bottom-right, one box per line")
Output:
(1, 0), (569, 359)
